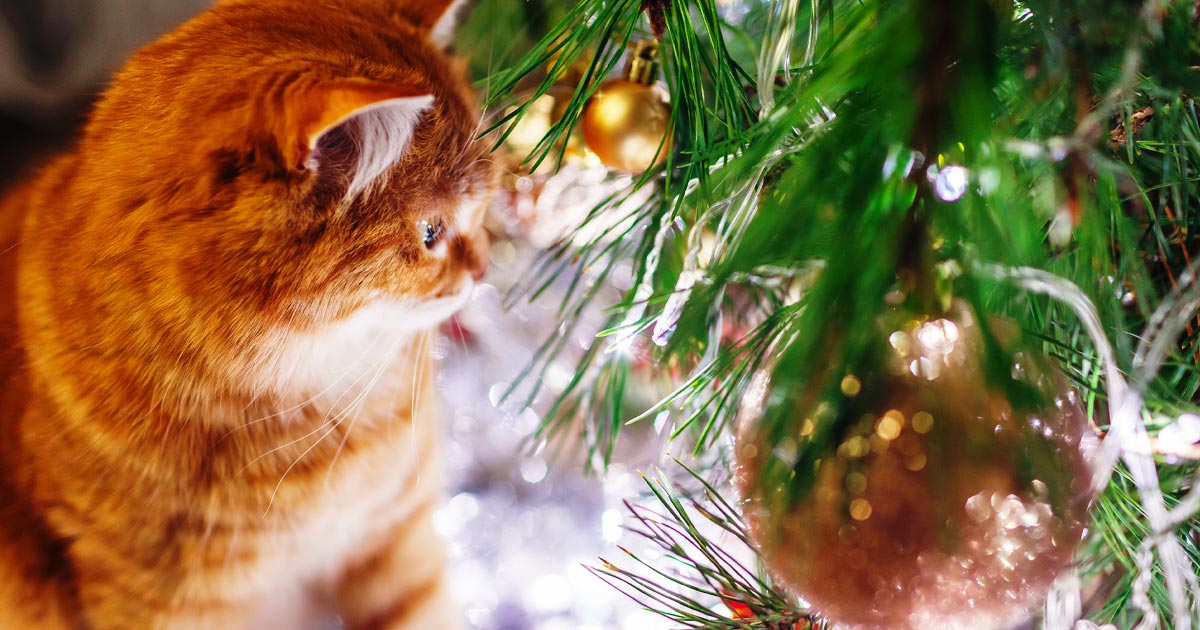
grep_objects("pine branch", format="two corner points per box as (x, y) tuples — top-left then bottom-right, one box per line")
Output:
(475, 0), (1200, 624)
(591, 464), (823, 629)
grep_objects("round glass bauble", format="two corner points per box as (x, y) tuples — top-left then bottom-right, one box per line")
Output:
(735, 301), (1095, 630)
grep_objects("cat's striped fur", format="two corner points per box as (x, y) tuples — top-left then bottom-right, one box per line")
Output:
(0, 0), (494, 627)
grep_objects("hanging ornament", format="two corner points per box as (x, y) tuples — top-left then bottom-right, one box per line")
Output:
(581, 39), (672, 173)
(502, 88), (567, 164)
(499, 37), (601, 176)
(495, 57), (606, 242)
(501, 83), (595, 173)
(734, 299), (1095, 630)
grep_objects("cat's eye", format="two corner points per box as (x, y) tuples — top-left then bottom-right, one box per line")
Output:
(418, 219), (445, 248)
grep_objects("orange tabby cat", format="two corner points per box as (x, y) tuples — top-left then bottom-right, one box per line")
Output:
(0, 0), (496, 628)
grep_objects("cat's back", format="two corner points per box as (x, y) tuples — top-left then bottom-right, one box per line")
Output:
(99, 0), (455, 122)
(0, 154), (80, 461)
(0, 159), (84, 629)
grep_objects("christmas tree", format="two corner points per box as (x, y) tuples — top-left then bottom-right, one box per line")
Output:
(460, 0), (1200, 627)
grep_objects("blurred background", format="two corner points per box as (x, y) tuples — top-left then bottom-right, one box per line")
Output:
(0, 0), (208, 188)
(0, 2), (686, 628)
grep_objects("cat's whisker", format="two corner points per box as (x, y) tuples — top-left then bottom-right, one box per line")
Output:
(463, 111), (490, 158)
(465, 156), (521, 180)
(323, 334), (408, 486)
(266, 332), (402, 514)
(262, 378), (379, 505)
(409, 330), (431, 436)
(237, 413), (340, 478)
(143, 353), (192, 465)
(454, 317), (470, 358)
(235, 334), (388, 475)
(221, 330), (387, 441)
(243, 360), (271, 409)
(383, 343), (410, 444)
(409, 330), (436, 489)
(262, 417), (346, 518)
(307, 330), (391, 427)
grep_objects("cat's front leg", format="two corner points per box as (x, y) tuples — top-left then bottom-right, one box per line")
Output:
(57, 520), (263, 630)
(70, 548), (257, 630)
(335, 503), (459, 630)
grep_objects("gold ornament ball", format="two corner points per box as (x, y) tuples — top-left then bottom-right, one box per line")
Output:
(581, 78), (672, 173)
(735, 302), (1095, 630)
(504, 93), (558, 158)
(501, 86), (592, 172)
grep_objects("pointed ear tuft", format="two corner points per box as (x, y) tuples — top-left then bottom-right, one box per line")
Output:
(396, 0), (468, 48)
(284, 79), (433, 197)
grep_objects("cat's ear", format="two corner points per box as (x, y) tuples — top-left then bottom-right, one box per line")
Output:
(395, 0), (467, 48)
(283, 79), (433, 196)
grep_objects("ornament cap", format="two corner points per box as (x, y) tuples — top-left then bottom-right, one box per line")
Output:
(626, 39), (661, 85)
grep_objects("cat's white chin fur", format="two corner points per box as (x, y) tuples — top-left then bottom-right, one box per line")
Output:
(255, 282), (474, 404)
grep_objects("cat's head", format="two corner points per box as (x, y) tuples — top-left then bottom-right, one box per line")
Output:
(20, 0), (497, 398)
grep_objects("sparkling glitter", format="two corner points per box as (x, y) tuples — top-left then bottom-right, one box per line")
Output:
(965, 494), (992, 523)
(520, 457), (549, 483)
(876, 415), (903, 440)
(934, 165), (969, 201)
(601, 509), (624, 543)
(889, 330), (912, 354)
